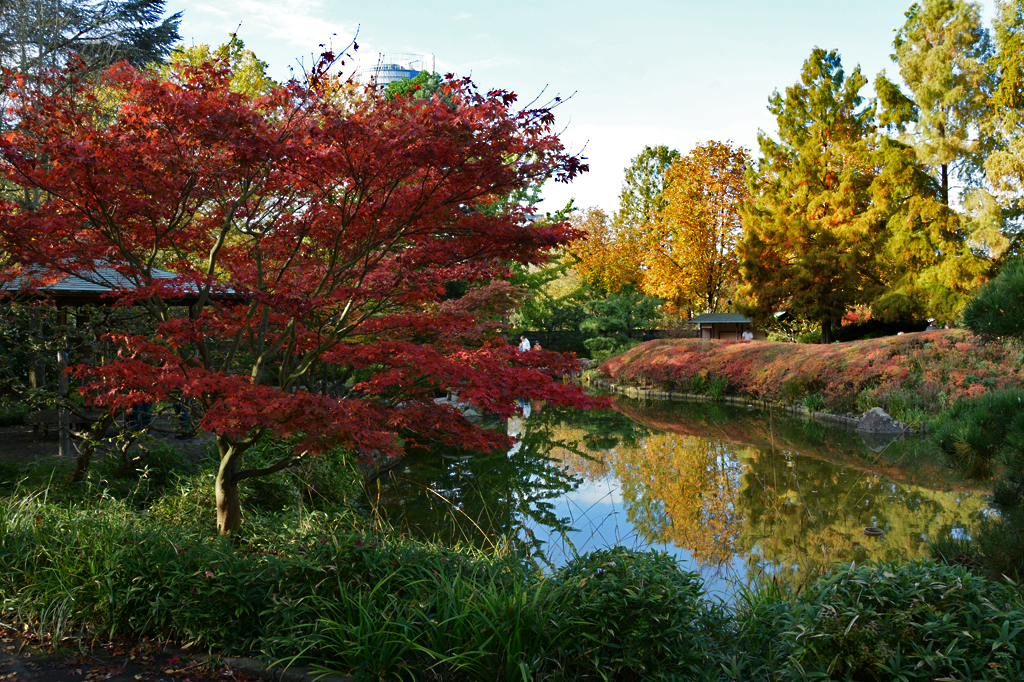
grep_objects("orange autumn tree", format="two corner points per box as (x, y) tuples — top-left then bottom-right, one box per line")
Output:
(570, 146), (681, 294)
(642, 141), (750, 314)
(567, 206), (643, 293)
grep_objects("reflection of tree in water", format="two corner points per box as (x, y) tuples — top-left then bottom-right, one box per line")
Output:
(555, 398), (991, 586)
(618, 434), (745, 566)
(740, 448), (990, 586)
(373, 404), (647, 561)
(550, 426), (747, 566)
(376, 397), (990, 585)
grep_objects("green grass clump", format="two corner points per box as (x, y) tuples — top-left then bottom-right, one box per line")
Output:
(771, 561), (1024, 681)
(801, 393), (825, 412)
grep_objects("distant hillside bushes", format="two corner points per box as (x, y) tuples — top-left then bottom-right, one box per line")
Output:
(600, 331), (1024, 421)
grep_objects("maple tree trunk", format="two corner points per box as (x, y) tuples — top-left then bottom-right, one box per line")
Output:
(68, 411), (118, 484)
(216, 438), (243, 535)
(820, 318), (832, 345)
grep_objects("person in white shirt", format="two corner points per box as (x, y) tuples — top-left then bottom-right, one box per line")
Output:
(741, 330), (754, 341)
(518, 335), (531, 351)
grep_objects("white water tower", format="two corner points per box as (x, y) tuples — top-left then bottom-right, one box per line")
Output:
(364, 52), (435, 88)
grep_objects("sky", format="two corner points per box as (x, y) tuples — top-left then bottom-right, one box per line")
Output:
(165, 0), (997, 215)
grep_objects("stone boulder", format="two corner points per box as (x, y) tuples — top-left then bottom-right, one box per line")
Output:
(857, 407), (910, 434)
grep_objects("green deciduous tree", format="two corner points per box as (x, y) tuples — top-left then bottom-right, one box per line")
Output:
(613, 145), (680, 229)
(162, 34), (275, 97)
(385, 70), (445, 102)
(738, 49), (886, 343)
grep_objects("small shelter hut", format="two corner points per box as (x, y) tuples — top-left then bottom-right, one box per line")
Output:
(684, 313), (767, 341)
(1, 263), (237, 456)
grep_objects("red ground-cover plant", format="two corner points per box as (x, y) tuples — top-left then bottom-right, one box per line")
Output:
(601, 331), (1024, 416)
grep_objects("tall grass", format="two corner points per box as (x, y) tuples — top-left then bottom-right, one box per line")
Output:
(2, 486), (1024, 681)
(2, 426), (1024, 682)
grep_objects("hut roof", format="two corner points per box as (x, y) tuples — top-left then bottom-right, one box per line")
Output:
(2, 263), (240, 306)
(684, 313), (752, 324)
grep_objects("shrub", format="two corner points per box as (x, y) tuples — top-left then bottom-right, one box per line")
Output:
(928, 389), (1024, 581)
(0, 401), (27, 427)
(781, 378), (804, 405)
(551, 548), (724, 680)
(930, 509), (1024, 582)
(239, 439), (363, 514)
(929, 388), (1024, 481)
(797, 328), (821, 344)
(91, 438), (200, 506)
(962, 258), (1024, 340)
(776, 561), (1024, 681)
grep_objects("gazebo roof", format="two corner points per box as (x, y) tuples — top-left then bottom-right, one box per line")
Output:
(684, 313), (752, 324)
(2, 263), (240, 306)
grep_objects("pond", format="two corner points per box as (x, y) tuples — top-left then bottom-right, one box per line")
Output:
(368, 396), (992, 596)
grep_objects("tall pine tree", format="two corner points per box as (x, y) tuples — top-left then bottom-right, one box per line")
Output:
(738, 49), (886, 343)
(893, 0), (993, 205)
(0, 0), (181, 76)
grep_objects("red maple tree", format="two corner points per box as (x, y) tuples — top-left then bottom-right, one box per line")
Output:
(0, 54), (598, 533)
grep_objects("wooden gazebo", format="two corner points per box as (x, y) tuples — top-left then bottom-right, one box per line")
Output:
(2, 263), (233, 456)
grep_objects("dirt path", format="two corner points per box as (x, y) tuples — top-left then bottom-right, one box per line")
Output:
(0, 630), (257, 682)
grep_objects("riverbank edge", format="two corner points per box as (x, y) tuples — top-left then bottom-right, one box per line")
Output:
(587, 376), (922, 434)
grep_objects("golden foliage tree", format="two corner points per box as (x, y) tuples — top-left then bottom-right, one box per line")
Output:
(569, 206), (643, 292)
(642, 141), (750, 314)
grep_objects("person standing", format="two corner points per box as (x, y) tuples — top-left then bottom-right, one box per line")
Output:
(518, 334), (531, 351)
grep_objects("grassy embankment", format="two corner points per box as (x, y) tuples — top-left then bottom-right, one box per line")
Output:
(598, 329), (1023, 423)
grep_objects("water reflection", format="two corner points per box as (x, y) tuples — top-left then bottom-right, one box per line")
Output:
(371, 396), (991, 589)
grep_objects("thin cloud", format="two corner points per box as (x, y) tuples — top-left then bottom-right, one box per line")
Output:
(453, 11), (472, 20)
(187, 0), (355, 50)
